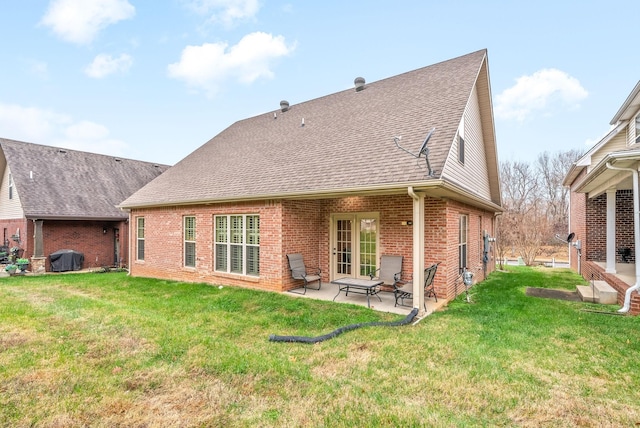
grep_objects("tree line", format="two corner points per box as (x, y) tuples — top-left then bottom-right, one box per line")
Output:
(496, 149), (583, 267)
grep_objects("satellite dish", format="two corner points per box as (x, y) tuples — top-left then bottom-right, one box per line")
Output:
(418, 128), (435, 157)
(393, 127), (437, 176)
(567, 232), (575, 243)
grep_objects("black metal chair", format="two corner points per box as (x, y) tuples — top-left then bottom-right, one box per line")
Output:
(287, 254), (322, 295)
(394, 262), (440, 309)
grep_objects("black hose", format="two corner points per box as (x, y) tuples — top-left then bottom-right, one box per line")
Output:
(269, 308), (419, 344)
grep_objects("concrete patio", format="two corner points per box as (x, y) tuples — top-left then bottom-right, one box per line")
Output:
(593, 261), (635, 286)
(285, 281), (447, 316)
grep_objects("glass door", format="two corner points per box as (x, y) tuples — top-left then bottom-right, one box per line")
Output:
(331, 213), (378, 280)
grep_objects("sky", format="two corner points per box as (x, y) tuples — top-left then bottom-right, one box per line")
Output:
(0, 0), (638, 166)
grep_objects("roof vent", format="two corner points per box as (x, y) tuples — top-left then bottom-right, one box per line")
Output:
(354, 77), (365, 92)
(280, 100), (290, 112)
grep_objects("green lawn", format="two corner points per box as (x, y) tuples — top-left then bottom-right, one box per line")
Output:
(1, 267), (639, 427)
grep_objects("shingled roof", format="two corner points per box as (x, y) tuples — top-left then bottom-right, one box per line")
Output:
(121, 49), (497, 209)
(0, 139), (170, 220)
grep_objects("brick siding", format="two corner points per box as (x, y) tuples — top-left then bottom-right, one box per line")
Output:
(129, 195), (497, 303)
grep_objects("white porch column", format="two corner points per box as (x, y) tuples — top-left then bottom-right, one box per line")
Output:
(408, 187), (425, 315)
(606, 188), (617, 273)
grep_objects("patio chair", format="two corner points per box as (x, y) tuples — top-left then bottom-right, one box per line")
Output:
(369, 255), (404, 289)
(394, 262), (440, 309)
(287, 253), (322, 295)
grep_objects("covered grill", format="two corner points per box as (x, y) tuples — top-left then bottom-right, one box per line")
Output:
(50, 249), (84, 272)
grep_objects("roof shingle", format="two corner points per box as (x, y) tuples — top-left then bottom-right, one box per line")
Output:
(121, 49), (488, 208)
(0, 139), (170, 219)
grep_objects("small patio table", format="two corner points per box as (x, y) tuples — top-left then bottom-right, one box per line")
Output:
(332, 277), (383, 308)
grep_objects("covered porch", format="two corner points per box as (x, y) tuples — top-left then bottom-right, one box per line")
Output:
(570, 151), (640, 313)
(593, 261), (635, 287)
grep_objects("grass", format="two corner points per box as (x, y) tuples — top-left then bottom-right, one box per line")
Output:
(1, 266), (639, 427)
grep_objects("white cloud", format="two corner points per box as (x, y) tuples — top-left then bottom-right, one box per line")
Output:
(495, 69), (588, 121)
(184, 0), (260, 27)
(0, 103), (128, 156)
(40, 0), (135, 45)
(84, 53), (133, 78)
(27, 60), (50, 80)
(167, 32), (295, 97)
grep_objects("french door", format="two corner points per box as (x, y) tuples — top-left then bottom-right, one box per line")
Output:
(331, 213), (379, 280)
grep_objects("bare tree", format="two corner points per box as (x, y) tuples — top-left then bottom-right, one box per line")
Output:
(498, 149), (582, 266)
(536, 149), (582, 240)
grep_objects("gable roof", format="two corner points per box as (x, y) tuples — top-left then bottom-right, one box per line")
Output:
(121, 49), (500, 211)
(564, 80), (640, 193)
(610, 80), (640, 125)
(0, 138), (170, 220)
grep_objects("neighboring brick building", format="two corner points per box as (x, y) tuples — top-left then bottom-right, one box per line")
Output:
(564, 80), (640, 314)
(120, 50), (503, 313)
(0, 139), (169, 272)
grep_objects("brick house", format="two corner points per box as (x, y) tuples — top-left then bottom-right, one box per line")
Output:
(120, 49), (502, 313)
(564, 81), (640, 314)
(0, 139), (169, 272)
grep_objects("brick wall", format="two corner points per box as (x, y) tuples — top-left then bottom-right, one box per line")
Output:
(129, 201), (285, 292)
(616, 190), (635, 263)
(42, 220), (127, 270)
(442, 200), (496, 300)
(0, 218), (28, 253)
(568, 186), (587, 272)
(128, 195), (497, 302)
(585, 190), (635, 263)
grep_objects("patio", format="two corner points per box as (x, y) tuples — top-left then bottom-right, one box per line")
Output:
(286, 281), (447, 316)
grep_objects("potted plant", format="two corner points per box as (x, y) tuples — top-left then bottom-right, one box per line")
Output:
(16, 258), (29, 271)
(5, 264), (17, 275)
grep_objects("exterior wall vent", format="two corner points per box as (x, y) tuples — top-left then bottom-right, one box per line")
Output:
(354, 77), (365, 91)
(280, 100), (290, 112)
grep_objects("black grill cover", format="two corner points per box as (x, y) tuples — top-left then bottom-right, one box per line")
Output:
(50, 249), (84, 272)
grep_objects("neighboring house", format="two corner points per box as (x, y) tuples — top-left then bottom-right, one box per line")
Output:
(564, 81), (640, 314)
(120, 49), (502, 313)
(0, 139), (169, 272)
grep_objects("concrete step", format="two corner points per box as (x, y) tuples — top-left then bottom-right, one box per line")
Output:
(577, 281), (618, 305)
(577, 285), (596, 302)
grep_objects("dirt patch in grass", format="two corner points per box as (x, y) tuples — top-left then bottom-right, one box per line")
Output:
(526, 287), (581, 301)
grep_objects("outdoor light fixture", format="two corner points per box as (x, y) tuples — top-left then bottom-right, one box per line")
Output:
(103, 227), (107, 234)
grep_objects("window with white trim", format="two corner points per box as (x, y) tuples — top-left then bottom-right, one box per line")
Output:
(635, 114), (640, 144)
(459, 214), (468, 272)
(458, 117), (465, 164)
(8, 173), (13, 200)
(215, 214), (259, 276)
(184, 216), (196, 268)
(136, 217), (145, 261)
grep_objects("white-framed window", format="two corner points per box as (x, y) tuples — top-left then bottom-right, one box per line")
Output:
(8, 173), (13, 200)
(458, 135), (465, 164)
(136, 217), (145, 261)
(215, 214), (260, 276)
(184, 216), (196, 268)
(635, 114), (640, 144)
(459, 214), (468, 272)
(458, 117), (465, 164)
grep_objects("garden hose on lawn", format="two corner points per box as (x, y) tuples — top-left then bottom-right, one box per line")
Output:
(269, 308), (419, 344)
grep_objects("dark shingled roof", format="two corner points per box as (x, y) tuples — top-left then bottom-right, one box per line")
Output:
(121, 49), (490, 208)
(0, 138), (170, 220)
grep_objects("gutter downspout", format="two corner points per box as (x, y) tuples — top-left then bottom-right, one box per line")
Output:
(408, 186), (426, 315)
(605, 162), (640, 313)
